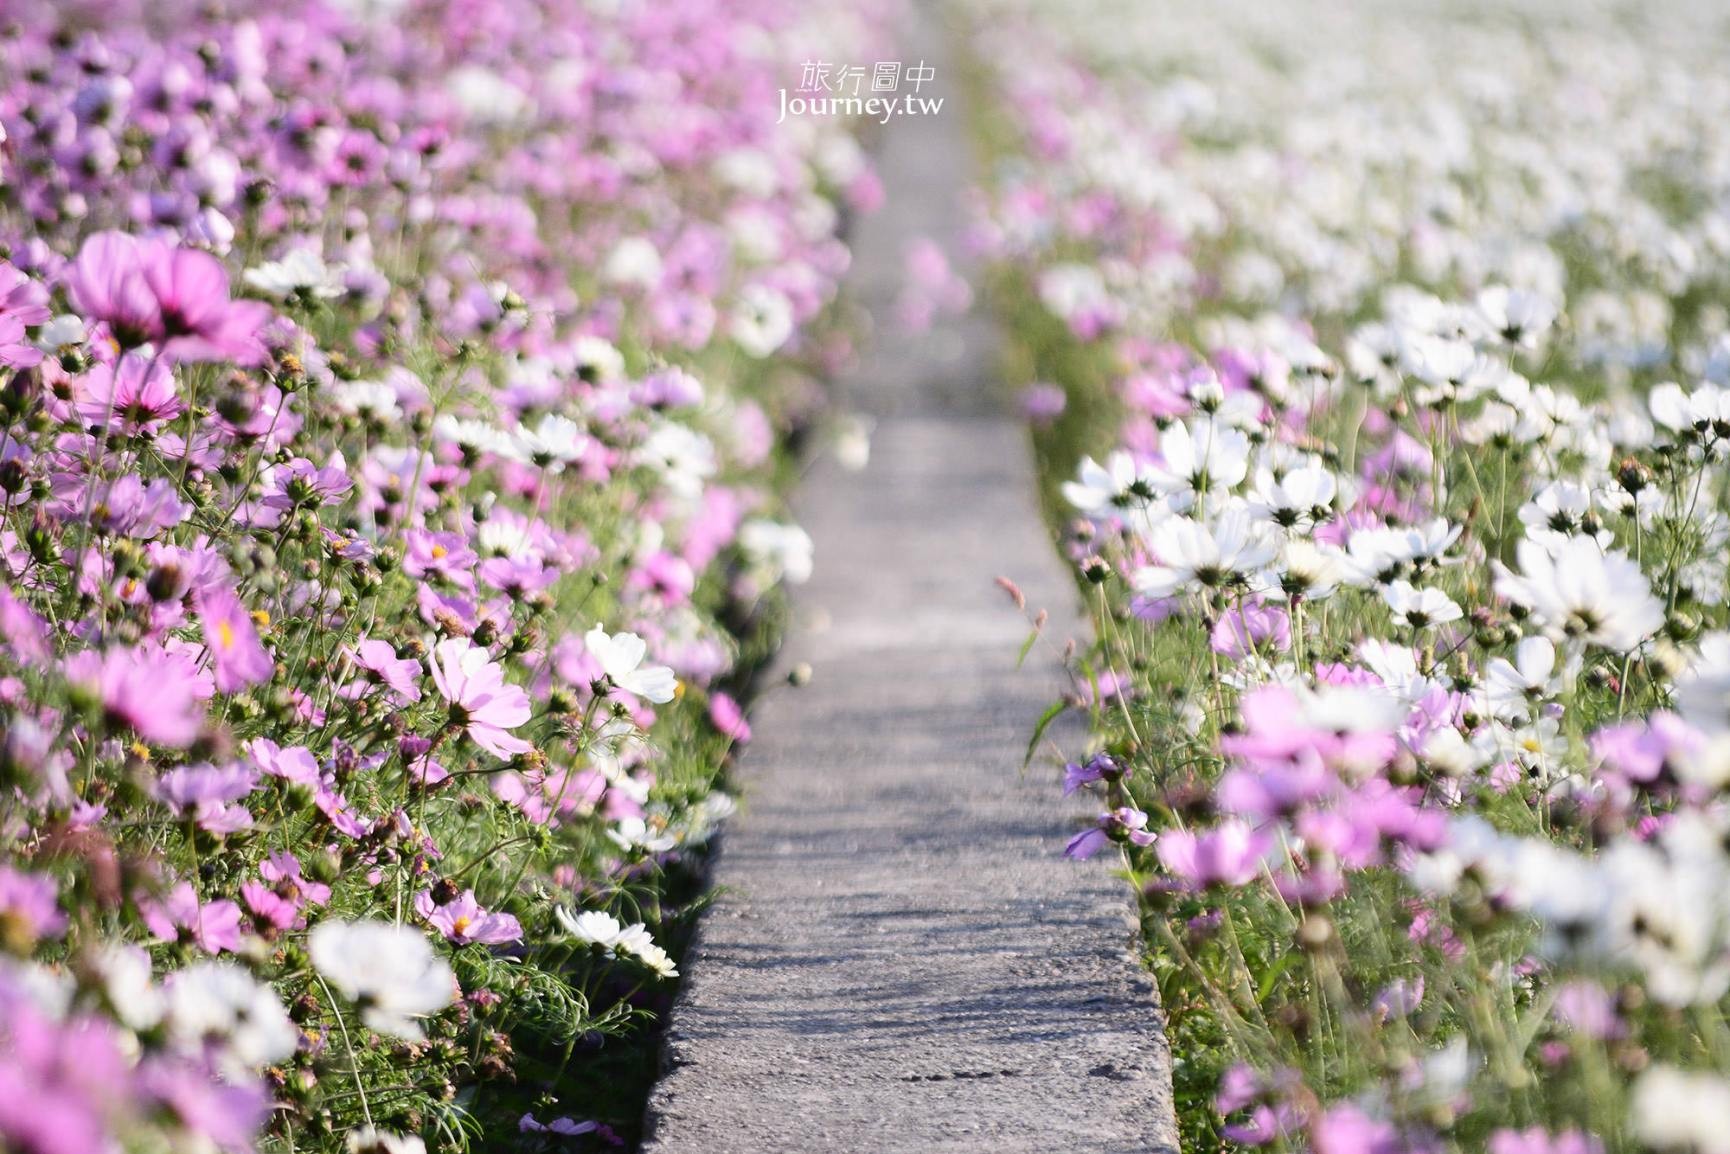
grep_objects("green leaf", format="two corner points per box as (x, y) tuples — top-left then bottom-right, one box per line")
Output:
(1015, 626), (1040, 670)
(1025, 699), (1067, 766)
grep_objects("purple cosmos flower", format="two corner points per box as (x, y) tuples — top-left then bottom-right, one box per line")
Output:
(0, 866), (67, 943)
(0, 976), (138, 1154)
(261, 453), (353, 511)
(1062, 751), (1126, 795)
(1488, 1128), (1604, 1154)
(345, 637), (423, 704)
(427, 637), (533, 758)
(1065, 807), (1157, 860)
(67, 644), (207, 748)
(0, 262), (49, 369)
(520, 1113), (604, 1138)
(196, 584), (272, 693)
(67, 231), (271, 363)
(1310, 1104), (1403, 1154)
(1020, 382), (1068, 426)
(153, 761), (259, 831)
(1210, 602), (1292, 659)
(73, 353), (183, 434)
(83, 475), (189, 538)
(139, 881), (243, 953)
(1155, 820), (1270, 888)
(240, 881), (299, 933)
(259, 851), (332, 909)
(403, 529), (477, 588)
(244, 738), (321, 787)
(415, 888), (523, 946)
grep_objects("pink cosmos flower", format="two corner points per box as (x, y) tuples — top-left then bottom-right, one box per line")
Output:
(0, 587), (50, 664)
(67, 232), (270, 363)
(1488, 1128), (1603, 1154)
(1210, 602), (1292, 659)
(708, 691), (752, 743)
(0, 866), (67, 943)
(196, 584), (272, 693)
(1020, 382), (1068, 426)
(1156, 820), (1271, 888)
(67, 645), (206, 748)
(0, 974), (139, 1154)
(73, 354), (183, 434)
(139, 882), (243, 953)
(345, 638), (423, 704)
(427, 637), (533, 758)
(153, 761), (259, 832)
(0, 262), (49, 369)
(415, 888), (523, 946)
(259, 851), (332, 908)
(261, 454), (353, 511)
(403, 529), (477, 589)
(244, 738), (321, 787)
(1310, 1105), (1403, 1154)
(240, 882), (299, 933)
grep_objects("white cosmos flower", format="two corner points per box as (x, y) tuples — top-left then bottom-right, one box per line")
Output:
(1062, 451), (1160, 516)
(1479, 635), (1567, 721)
(1133, 503), (1279, 600)
(557, 908), (678, 977)
(637, 422), (717, 500)
(615, 923), (679, 978)
(608, 815), (679, 855)
(331, 380), (400, 421)
(1476, 285), (1557, 348)
(347, 1127), (428, 1154)
(1245, 463), (1344, 529)
(32, 314), (86, 355)
(1257, 538), (1346, 602)
(1339, 518), (1462, 585)
(243, 248), (345, 300)
(604, 236), (663, 289)
(1148, 419), (1251, 511)
(83, 944), (162, 1031)
(1517, 480), (1609, 550)
(509, 413), (589, 471)
(1494, 534), (1663, 652)
(729, 284), (794, 358)
(1381, 580), (1462, 630)
(739, 519), (814, 584)
(572, 336), (626, 383)
(308, 920), (454, 1041)
(433, 414), (516, 459)
(1649, 381), (1729, 438)
(447, 65), (532, 124)
(166, 961), (298, 1075)
(1675, 633), (1730, 735)
(1633, 1066), (1730, 1154)
(557, 908), (625, 947)
(585, 625), (678, 703)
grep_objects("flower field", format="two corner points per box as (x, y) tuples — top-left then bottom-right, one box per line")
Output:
(972, 0), (1730, 1150)
(0, 0), (889, 1150)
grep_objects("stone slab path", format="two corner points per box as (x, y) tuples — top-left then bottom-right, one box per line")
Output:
(640, 9), (1179, 1152)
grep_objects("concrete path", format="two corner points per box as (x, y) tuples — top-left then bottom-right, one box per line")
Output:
(640, 9), (1179, 1152)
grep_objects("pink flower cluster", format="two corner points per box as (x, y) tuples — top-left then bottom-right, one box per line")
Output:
(0, 0), (892, 1150)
